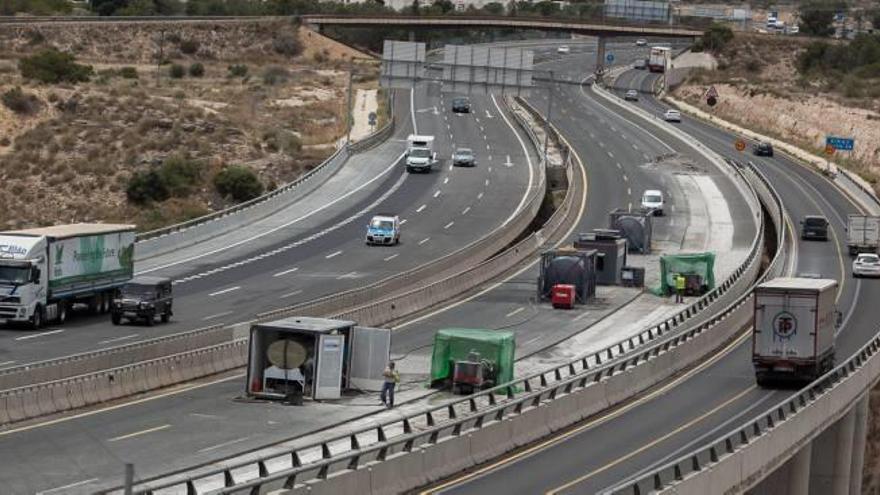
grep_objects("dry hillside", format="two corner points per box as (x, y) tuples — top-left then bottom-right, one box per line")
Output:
(672, 32), (880, 192)
(0, 20), (378, 231)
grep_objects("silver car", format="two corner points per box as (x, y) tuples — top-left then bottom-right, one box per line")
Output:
(853, 253), (880, 278)
(453, 148), (476, 167)
(624, 90), (639, 101)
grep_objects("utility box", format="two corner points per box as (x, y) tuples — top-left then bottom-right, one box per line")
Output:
(621, 266), (645, 288)
(537, 249), (597, 304)
(574, 230), (627, 285)
(609, 208), (653, 254)
(430, 328), (515, 393)
(551, 284), (576, 309)
(246, 317), (390, 401)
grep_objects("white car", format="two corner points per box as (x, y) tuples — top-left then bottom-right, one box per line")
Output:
(853, 253), (880, 278)
(635, 39), (647, 46)
(663, 109), (681, 122)
(641, 190), (665, 216)
(557, 45), (570, 54)
(624, 89), (639, 101)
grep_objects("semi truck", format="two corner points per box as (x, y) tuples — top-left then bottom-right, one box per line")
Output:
(752, 277), (839, 387)
(845, 214), (879, 255)
(0, 223), (136, 328)
(648, 46), (671, 73)
(405, 134), (436, 173)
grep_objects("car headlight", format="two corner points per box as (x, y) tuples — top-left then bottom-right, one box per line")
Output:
(18, 308), (26, 316)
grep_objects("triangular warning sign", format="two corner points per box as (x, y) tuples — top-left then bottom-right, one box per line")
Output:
(706, 86), (719, 98)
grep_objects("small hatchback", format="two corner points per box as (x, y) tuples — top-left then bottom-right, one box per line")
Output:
(663, 109), (681, 122)
(112, 276), (173, 326)
(853, 253), (880, 278)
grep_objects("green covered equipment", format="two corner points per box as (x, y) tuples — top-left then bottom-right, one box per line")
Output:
(651, 252), (716, 296)
(429, 328), (515, 389)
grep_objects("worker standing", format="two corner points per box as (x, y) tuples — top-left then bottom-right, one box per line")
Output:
(675, 273), (686, 303)
(380, 361), (400, 408)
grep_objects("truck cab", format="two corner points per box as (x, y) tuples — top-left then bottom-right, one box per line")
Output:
(406, 134), (436, 173)
(0, 245), (45, 328)
(366, 214), (400, 245)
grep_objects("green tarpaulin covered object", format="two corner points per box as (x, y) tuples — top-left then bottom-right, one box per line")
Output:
(429, 328), (516, 387)
(651, 252), (716, 296)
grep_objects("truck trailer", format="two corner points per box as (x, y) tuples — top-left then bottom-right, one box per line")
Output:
(648, 46), (671, 73)
(752, 277), (838, 387)
(846, 214), (879, 255)
(0, 223), (136, 328)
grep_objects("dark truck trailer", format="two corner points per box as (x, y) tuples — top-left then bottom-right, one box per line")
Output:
(752, 277), (838, 387)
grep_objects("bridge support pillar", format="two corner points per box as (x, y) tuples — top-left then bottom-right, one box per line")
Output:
(750, 441), (811, 495)
(849, 394), (869, 495)
(595, 36), (607, 84)
(810, 403), (856, 495)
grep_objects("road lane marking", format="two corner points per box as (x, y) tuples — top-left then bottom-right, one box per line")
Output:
(0, 360), (16, 368)
(462, 207), (471, 215)
(477, 192), (484, 200)
(384, 254), (399, 262)
(485, 179), (490, 186)
(434, 190), (442, 198)
(337, 271), (358, 280)
(616, 162), (622, 169)
(416, 204), (427, 213)
(15, 329), (64, 341)
(198, 436), (252, 454)
(505, 307), (525, 318)
(208, 286), (239, 297)
(108, 424), (172, 442)
(400, 219), (408, 225)
(627, 187), (631, 195)
(36, 478), (100, 495)
(444, 177), (449, 184)
(622, 174), (629, 182)
(325, 251), (342, 259)
(444, 222), (454, 230)
(279, 289), (303, 299)
(273, 267), (299, 277)
(607, 151), (614, 158)
(98, 334), (139, 345)
(418, 237), (431, 245)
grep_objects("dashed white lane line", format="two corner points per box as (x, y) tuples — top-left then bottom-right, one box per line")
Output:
(434, 190), (442, 198)
(36, 478), (100, 495)
(198, 436), (252, 454)
(488, 166), (493, 172)
(325, 251), (342, 259)
(443, 177), (449, 184)
(273, 267), (299, 277)
(15, 329), (64, 341)
(627, 187), (632, 195)
(484, 179), (490, 186)
(607, 151), (615, 158)
(202, 311), (233, 321)
(623, 174), (629, 182)
(632, 143), (640, 150)
(643, 153), (651, 160)
(449, 133), (453, 140)
(487, 144), (491, 151)
(400, 219), (408, 225)
(616, 162), (622, 169)
(449, 163), (454, 171)
(98, 334), (139, 345)
(462, 206), (471, 215)
(337, 271), (358, 280)
(505, 307), (526, 318)
(598, 142), (605, 148)
(416, 204), (427, 213)
(108, 424), (171, 442)
(488, 156), (492, 162)
(444, 221), (455, 230)
(280, 289), (303, 299)
(384, 254), (399, 262)
(477, 192), (484, 200)
(418, 237), (431, 245)
(209, 286), (240, 297)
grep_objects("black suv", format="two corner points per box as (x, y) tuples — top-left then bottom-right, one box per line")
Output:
(752, 141), (774, 157)
(801, 215), (829, 241)
(112, 276), (173, 326)
(452, 97), (471, 113)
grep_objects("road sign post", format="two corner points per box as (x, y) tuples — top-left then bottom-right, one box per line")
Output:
(824, 136), (853, 177)
(706, 86), (718, 107)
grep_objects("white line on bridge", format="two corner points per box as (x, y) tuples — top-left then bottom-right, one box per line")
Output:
(273, 267), (299, 277)
(208, 286), (240, 297)
(325, 251), (342, 259)
(98, 334), (139, 345)
(108, 424), (171, 442)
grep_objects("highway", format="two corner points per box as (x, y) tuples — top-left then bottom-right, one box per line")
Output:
(0, 40), (758, 494)
(427, 50), (872, 495)
(0, 82), (539, 369)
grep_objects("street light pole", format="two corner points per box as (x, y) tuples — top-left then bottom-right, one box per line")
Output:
(346, 68), (354, 145)
(542, 69), (555, 165)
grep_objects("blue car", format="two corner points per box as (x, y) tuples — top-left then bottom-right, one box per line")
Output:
(366, 214), (400, 245)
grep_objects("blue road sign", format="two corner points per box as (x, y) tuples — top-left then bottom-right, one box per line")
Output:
(826, 136), (854, 151)
(606, 53), (615, 63)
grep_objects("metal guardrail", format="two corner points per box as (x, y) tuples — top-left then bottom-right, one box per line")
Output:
(119, 119), (777, 495)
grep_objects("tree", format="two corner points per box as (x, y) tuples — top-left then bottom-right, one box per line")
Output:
(126, 170), (170, 204)
(18, 49), (93, 84)
(799, 0), (842, 37)
(433, 0), (454, 13)
(482, 2), (504, 15)
(169, 63), (185, 78)
(702, 23), (734, 52)
(411, 0), (420, 15)
(214, 165), (264, 202)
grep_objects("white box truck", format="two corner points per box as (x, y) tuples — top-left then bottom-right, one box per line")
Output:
(648, 46), (671, 73)
(846, 214), (879, 255)
(752, 277), (839, 387)
(405, 134), (436, 173)
(0, 223), (136, 328)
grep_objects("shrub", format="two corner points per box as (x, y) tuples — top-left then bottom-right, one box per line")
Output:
(180, 39), (200, 55)
(126, 170), (169, 204)
(272, 32), (303, 57)
(2, 87), (41, 115)
(227, 64), (248, 77)
(18, 48), (93, 84)
(169, 63), (185, 79)
(158, 156), (202, 196)
(189, 62), (205, 77)
(119, 66), (139, 79)
(702, 23), (734, 53)
(214, 165), (264, 202)
(262, 66), (289, 85)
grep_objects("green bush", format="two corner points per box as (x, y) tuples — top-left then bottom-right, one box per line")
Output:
(272, 32), (303, 57)
(2, 87), (41, 115)
(189, 62), (205, 77)
(214, 165), (264, 202)
(702, 23), (734, 53)
(180, 39), (200, 55)
(18, 49), (93, 84)
(158, 156), (202, 196)
(227, 64), (248, 77)
(126, 170), (170, 204)
(169, 64), (185, 79)
(119, 66), (139, 79)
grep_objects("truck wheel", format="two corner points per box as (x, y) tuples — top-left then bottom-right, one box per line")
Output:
(161, 311), (170, 323)
(100, 293), (110, 313)
(57, 302), (67, 324)
(30, 306), (43, 330)
(145, 313), (155, 326)
(111, 313), (121, 325)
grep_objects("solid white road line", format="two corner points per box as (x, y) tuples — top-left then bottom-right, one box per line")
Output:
(208, 286), (240, 297)
(36, 478), (100, 495)
(272, 267), (299, 277)
(108, 424), (171, 442)
(97, 334), (139, 345)
(279, 289), (303, 299)
(15, 329), (64, 341)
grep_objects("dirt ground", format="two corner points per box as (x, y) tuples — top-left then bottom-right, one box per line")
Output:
(672, 33), (880, 192)
(0, 20), (379, 231)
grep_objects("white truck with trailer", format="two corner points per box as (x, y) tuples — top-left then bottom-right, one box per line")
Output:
(752, 277), (839, 387)
(648, 46), (671, 73)
(0, 224), (136, 328)
(405, 134), (437, 173)
(845, 214), (879, 256)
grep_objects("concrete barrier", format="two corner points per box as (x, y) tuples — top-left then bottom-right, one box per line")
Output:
(420, 434), (473, 483)
(304, 465), (371, 495)
(367, 449), (427, 495)
(511, 405), (552, 447)
(468, 419), (515, 465)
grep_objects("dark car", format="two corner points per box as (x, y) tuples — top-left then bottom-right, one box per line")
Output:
(452, 147), (476, 167)
(752, 141), (774, 157)
(112, 276), (173, 326)
(452, 97), (471, 113)
(801, 215), (829, 241)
